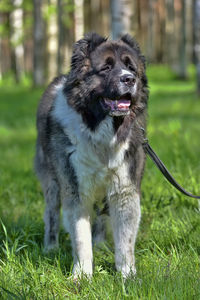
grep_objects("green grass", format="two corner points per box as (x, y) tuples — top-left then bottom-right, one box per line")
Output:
(0, 66), (200, 299)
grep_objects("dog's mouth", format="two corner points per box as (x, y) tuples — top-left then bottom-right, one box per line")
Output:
(101, 94), (132, 116)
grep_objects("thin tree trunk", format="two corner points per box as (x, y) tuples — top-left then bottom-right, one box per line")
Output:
(174, 0), (188, 78)
(57, 0), (75, 73)
(47, 0), (58, 82)
(84, 0), (109, 36)
(179, 0), (187, 78)
(100, 0), (110, 36)
(33, 0), (45, 86)
(134, 0), (148, 55)
(10, 0), (24, 82)
(23, 10), (33, 74)
(147, 0), (156, 62)
(194, 0), (200, 95)
(74, 0), (84, 41)
(57, 0), (63, 74)
(1, 13), (12, 76)
(158, 0), (166, 63)
(84, 0), (91, 33)
(165, 0), (175, 65)
(111, 0), (133, 39)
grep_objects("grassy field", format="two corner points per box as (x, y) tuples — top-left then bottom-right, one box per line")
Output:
(0, 66), (200, 299)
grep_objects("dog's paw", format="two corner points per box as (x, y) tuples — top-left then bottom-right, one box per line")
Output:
(118, 264), (136, 280)
(72, 261), (93, 279)
(43, 242), (59, 254)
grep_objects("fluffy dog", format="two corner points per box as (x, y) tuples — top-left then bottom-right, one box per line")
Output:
(35, 33), (148, 278)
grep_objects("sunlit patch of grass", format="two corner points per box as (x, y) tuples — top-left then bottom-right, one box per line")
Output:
(0, 66), (200, 298)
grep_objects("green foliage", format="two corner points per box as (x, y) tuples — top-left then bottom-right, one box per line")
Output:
(0, 66), (200, 299)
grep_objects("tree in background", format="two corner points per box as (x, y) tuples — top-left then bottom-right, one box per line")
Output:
(110, 0), (133, 39)
(23, 0), (34, 75)
(74, 0), (84, 41)
(47, 0), (58, 82)
(173, 0), (188, 79)
(10, 0), (24, 82)
(0, 0), (199, 96)
(84, 0), (110, 36)
(33, 0), (45, 86)
(57, 0), (75, 74)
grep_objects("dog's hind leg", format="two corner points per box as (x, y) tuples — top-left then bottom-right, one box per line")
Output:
(93, 214), (106, 245)
(35, 145), (61, 252)
(42, 176), (60, 252)
(92, 199), (109, 246)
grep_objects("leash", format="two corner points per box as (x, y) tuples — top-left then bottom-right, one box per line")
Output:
(140, 128), (200, 199)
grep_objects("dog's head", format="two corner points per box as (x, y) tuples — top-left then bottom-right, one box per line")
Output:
(64, 33), (148, 130)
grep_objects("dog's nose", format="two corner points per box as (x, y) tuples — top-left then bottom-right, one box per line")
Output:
(120, 74), (135, 85)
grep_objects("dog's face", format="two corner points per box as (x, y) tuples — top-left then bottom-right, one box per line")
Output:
(65, 33), (148, 130)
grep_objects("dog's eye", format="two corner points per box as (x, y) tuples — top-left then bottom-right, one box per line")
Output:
(100, 65), (111, 72)
(128, 64), (136, 72)
(123, 56), (136, 73)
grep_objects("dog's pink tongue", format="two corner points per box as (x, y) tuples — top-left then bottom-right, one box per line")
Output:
(104, 99), (131, 111)
(117, 100), (131, 110)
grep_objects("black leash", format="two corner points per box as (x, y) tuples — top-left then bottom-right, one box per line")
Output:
(140, 131), (200, 199)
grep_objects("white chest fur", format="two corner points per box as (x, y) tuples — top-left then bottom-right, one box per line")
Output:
(52, 88), (130, 202)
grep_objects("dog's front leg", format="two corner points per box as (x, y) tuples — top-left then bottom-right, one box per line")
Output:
(109, 187), (141, 278)
(63, 203), (93, 278)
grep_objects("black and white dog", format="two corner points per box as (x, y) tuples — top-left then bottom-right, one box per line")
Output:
(35, 33), (148, 278)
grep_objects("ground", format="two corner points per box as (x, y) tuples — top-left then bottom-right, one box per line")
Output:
(0, 66), (200, 299)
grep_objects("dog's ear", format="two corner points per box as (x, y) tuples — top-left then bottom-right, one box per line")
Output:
(120, 34), (146, 69)
(70, 33), (107, 77)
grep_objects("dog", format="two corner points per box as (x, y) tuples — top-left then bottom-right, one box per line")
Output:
(35, 33), (148, 278)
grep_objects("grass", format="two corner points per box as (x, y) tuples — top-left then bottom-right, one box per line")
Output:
(0, 65), (200, 299)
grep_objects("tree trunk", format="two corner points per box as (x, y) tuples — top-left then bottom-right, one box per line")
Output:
(57, 0), (75, 73)
(57, 0), (63, 74)
(179, 0), (187, 78)
(134, 0), (148, 56)
(84, 0), (110, 36)
(100, 0), (110, 36)
(47, 0), (58, 82)
(174, 0), (188, 78)
(147, 0), (156, 62)
(111, 0), (133, 39)
(193, 0), (200, 95)
(165, 0), (175, 65)
(33, 0), (45, 86)
(0, 12), (12, 77)
(23, 9), (34, 74)
(74, 0), (84, 41)
(10, 0), (24, 82)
